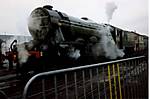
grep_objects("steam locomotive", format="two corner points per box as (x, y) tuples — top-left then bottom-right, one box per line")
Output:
(6, 5), (148, 77)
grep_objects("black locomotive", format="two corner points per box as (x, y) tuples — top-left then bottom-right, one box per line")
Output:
(11, 5), (148, 77)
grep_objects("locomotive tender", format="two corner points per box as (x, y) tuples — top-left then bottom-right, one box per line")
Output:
(10, 5), (148, 76)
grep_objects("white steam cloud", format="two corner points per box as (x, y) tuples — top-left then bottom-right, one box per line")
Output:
(105, 2), (117, 23)
(67, 47), (80, 60)
(17, 44), (30, 64)
(91, 24), (124, 59)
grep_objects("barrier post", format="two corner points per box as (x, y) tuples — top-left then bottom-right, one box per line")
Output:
(108, 65), (112, 99)
(112, 64), (117, 99)
(117, 64), (122, 99)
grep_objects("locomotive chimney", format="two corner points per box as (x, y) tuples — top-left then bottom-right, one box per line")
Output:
(43, 5), (53, 10)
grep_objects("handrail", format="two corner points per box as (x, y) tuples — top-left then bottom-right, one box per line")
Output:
(22, 56), (145, 99)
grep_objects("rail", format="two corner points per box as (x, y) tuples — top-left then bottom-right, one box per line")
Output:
(22, 56), (148, 99)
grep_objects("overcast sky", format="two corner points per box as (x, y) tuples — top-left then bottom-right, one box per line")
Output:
(0, 0), (148, 36)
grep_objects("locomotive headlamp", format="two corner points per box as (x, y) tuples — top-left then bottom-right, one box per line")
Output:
(28, 8), (50, 41)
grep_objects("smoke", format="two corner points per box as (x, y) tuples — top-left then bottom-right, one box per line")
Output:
(105, 2), (117, 23)
(91, 25), (124, 59)
(1, 42), (6, 55)
(67, 47), (80, 60)
(17, 44), (30, 64)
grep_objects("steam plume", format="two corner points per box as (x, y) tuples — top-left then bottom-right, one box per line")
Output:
(105, 2), (117, 23)
(67, 47), (80, 60)
(91, 24), (124, 59)
(17, 44), (29, 64)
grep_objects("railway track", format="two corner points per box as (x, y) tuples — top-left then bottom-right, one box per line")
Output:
(0, 68), (25, 99)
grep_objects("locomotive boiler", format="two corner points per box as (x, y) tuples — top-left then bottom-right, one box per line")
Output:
(28, 5), (100, 43)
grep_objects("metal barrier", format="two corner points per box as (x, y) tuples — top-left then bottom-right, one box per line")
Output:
(22, 56), (148, 99)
